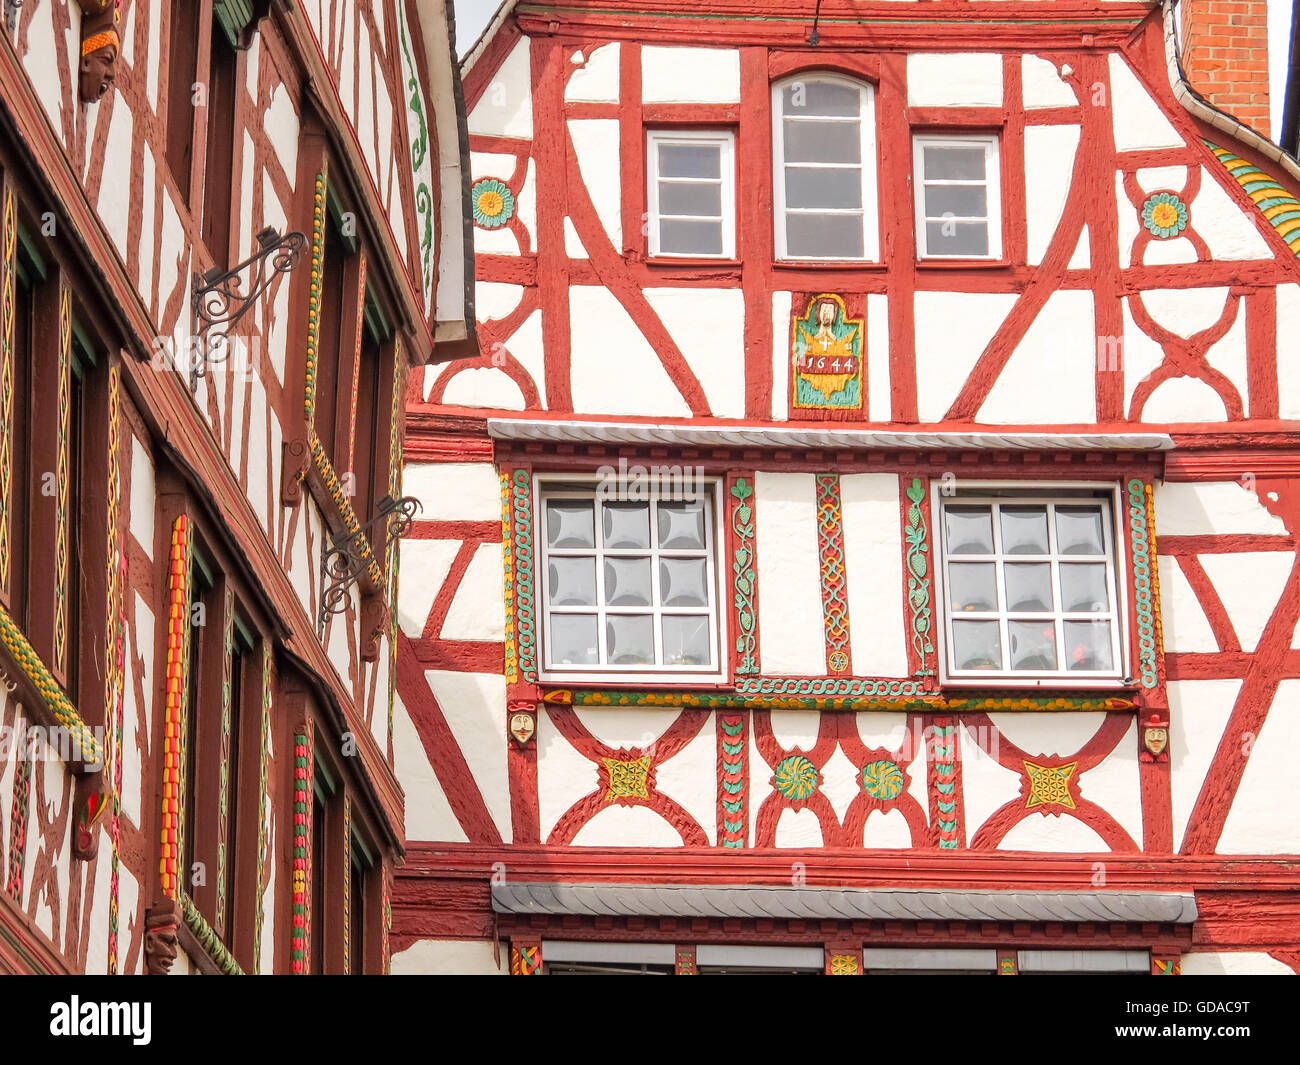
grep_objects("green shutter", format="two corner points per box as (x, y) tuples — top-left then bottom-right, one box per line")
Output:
(213, 0), (255, 50)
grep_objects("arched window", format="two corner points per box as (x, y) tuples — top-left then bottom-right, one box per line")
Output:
(772, 75), (878, 261)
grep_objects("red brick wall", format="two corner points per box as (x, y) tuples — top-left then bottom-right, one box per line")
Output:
(1181, 0), (1271, 133)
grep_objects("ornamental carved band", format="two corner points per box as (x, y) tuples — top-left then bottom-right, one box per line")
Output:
(54, 284), (71, 675)
(1127, 478), (1158, 688)
(291, 730), (311, 974)
(718, 713), (746, 848)
(159, 515), (192, 899)
(730, 479), (758, 675)
(502, 473), (518, 684)
(0, 184), (14, 592)
(930, 719), (959, 850)
(254, 642), (272, 971)
(815, 475), (852, 674)
(904, 478), (935, 676)
(304, 166), (327, 424)
(511, 470), (537, 681)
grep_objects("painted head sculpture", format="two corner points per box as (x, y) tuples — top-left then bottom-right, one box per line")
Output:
(77, 0), (122, 103)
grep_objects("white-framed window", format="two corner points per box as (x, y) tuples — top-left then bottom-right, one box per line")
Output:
(537, 477), (725, 682)
(913, 133), (1002, 260)
(772, 75), (879, 261)
(935, 486), (1127, 685)
(646, 130), (736, 259)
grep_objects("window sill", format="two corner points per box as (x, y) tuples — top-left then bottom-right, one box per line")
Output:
(642, 256), (741, 269)
(940, 677), (1140, 693)
(539, 676), (733, 691)
(774, 259), (887, 271)
(916, 258), (1014, 270)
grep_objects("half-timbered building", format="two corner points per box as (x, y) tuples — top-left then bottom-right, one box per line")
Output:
(393, 0), (1300, 975)
(0, 0), (474, 974)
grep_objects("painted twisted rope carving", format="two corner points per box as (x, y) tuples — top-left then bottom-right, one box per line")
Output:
(905, 478), (935, 676)
(730, 479), (758, 675)
(718, 712), (746, 848)
(1128, 478), (1158, 688)
(815, 475), (852, 673)
(511, 470), (537, 681)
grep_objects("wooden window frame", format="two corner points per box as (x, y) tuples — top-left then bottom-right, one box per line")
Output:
(912, 132), (1004, 262)
(646, 129), (737, 260)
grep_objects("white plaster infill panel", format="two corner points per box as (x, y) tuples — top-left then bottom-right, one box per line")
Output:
(840, 473), (909, 677)
(1219, 680), (1300, 854)
(907, 53), (1003, 107)
(469, 38), (533, 139)
(753, 473), (825, 675)
(566, 43), (620, 103)
(392, 940), (506, 975)
(1153, 481), (1288, 537)
(1108, 54), (1184, 152)
(642, 46), (740, 104)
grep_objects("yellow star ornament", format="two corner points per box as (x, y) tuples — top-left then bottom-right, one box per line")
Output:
(1023, 761), (1078, 810)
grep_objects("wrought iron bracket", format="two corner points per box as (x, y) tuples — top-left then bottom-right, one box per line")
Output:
(318, 495), (421, 635)
(191, 227), (306, 383)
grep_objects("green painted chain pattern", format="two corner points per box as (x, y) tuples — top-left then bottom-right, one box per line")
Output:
(181, 893), (244, 976)
(512, 470), (537, 681)
(1127, 478), (1158, 688)
(719, 713), (745, 848)
(905, 478), (935, 676)
(730, 479), (758, 675)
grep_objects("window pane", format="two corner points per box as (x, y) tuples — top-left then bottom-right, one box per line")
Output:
(1056, 507), (1106, 555)
(1060, 563), (1110, 612)
(923, 184), (988, 219)
(783, 118), (861, 164)
(604, 557), (652, 606)
(925, 221), (989, 256)
(548, 557), (596, 606)
(607, 615), (654, 665)
(1000, 506), (1049, 555)
(660, 558), (708, 607)
(1064, 620), (1114, 671)
(551, 614), (599, 665)
(785, 166), (862, 210)
(785, 212), (865, 258)
(1004, 563), (1053, 612)
(951, 620), (1002, 670)
(948, 562), (997, 612)
(1009, 621), (1059, 671)
(945, 506), (994, 555)
(658, 143), (721, 179)
(782, 80), (861, 117)
(603, 503), (650, 549)
(660, 219), (723, 256)
(546, 501), (594, 548)
(659, 180), (722, 217)
(923, 145), (986, 180)
(657, 501), (707, 550)
(662, 615), (711, 666)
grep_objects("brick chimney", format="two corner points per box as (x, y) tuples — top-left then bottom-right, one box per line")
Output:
(1180, 0), (1271, 132)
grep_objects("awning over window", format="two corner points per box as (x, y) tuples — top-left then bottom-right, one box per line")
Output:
(491, 882), (1198, 925)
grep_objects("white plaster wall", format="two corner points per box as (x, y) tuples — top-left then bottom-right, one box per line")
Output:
(841, 474), (909, 677)
(122, 591), (155, 827)
(1169, 679), (1242, 852)
(1120, 300), (1165, 415)
(392, 692), (469, 843)
(568, 119), (622, 249)
(1158, 557), (1220, 654)
(907, 53), (1003, 107)
(819, 748), (861, 825)
(569, 286), (691, 417)
(392, 938), (507, 975)
(1218, 679), (1300, 854)
(771, 291), (793, 421)
(1139, 286), (1233, 341)
(863, 808), (913, 848)
(1154, 481), (1288, 537)
(1278, 285), (1300, 419)
(426, 670), (512, 841)
(566, 43), (620, 103)
(1181, 952), (1296, 975)
(754, 473), (825, 675)
(653, 716), (718, 846)
(998, 813), (1111, 852)
(644, 289), (747, 420)
(1108, 55), (1183, 152)
(1022, 55), (1077, 109)
(404, 462), (503, 522)
(1025, 125), (1080, 265)
(22, 1), (69, 146)
(537, 710), (600, 842)
(1193, 168), (1275, 260)
(130, 438), (155, 561)
(774, 807), (823, 848)
(441, 543), (507, 641)
(572, 805), (683, 846)
(99, 106), (135, 263)
(642, 47), (740, 104)
(988, 713), (1108, 758)
(1199, 552), (1295, 652)
(979, 289), (1096, 423)
(959, 722), (1022, 847)
(258, 811), (276, 974)
(914, 292), (1017, 422)
(469, 38), (533, 139)
(442, 367), (526, 410)
(1076, 718), (1143, 847)
(867, 293), (890, 422)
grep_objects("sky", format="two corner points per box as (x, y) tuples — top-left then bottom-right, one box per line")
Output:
(452, 0), (1298, 139)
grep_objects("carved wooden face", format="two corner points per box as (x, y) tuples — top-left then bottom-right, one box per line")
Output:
(80, 38), (118, 102)
(1144, 727), (1169, 757)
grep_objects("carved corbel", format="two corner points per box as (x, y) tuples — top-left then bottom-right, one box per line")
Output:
(281, 438), (310, 506)
(144, 898), (180, 976)
(71, 771), (108, 861)
(359, 593), (389, 663)
(76, 0), (121, 104)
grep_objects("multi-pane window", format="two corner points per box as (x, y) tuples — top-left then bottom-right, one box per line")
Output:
(913, 133), (1002, 259)
(773, 75), (878, 261)
(646, 130), (735, 258)
(938, 494), (1124, 681)
(539, 485), (721, 677)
